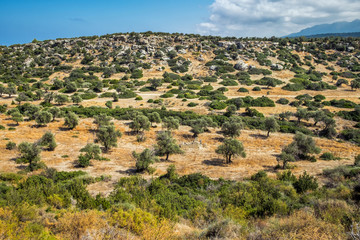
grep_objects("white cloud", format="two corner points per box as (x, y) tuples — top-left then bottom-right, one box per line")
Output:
(197, 0), (360, 37)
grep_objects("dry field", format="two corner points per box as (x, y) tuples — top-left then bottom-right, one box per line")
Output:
(0, 44), (359, 196)
(1, 114), (359, 196)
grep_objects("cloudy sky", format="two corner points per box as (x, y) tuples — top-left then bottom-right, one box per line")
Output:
(1, 0), (359, 45)
(197, 0), (360, 37)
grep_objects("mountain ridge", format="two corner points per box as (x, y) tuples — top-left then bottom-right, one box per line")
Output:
(284, 19), (360, 38)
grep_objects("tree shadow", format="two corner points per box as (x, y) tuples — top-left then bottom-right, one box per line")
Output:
(125, 131), (137, 136)
(15, 165), (28, 170)
(59, 127), (71, 131)
(181, 133), (194, 139)
(6, 123), (18, 127)
(249, 134), (267, 139)
(262, 165), (278, 173)
(212, 136), (225, 142)
(117, 168), (137, 175)
(202, 158), (225, 166)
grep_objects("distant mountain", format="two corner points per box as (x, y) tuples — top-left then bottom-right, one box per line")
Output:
(300, 32), (360, 39)
(284, 19), (360, 38)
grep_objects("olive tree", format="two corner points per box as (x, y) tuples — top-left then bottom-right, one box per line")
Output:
(39, 131), (57, 151)
(148, 112), (162, 127)
(18, 142), (42, 171)
(215, 138), (246, 164)
(162, 116), (180, 132)
(154, 131), (183, 161)
(63, 112), (79, 129)
(96, 125), (122, 152)
(264, 117), (279, 137)
(71, 94), (83, 105)
(35, 111), (53, 127)
(130, 114), (151, 134)
(279, 132), (321, 168)
(221, 116), (243, 138)
(132, 148), (158, 173)
(80, 143), (102, 160)
(189, 117), (217, 138)
(11, 111), (23, 125)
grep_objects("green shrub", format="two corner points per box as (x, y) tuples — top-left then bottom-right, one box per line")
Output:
(78, 154), (91, 168)
(209, 100), (227, 110)
(320, 152), (336, 160)
(6, 141), (16, 150)
(276, 98), (289, 105)
(355, 155), (360, 166)
(238, 87), (249, 93)
(160, 93), (174, 98)
(252, 86), (261, 91)
(135, 96), (143, 101)
(293, 171), (318, 193)
(187, 102), (198, 107)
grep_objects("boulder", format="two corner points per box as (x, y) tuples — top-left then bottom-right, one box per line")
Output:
(271, 63), (283, 71)
(234, 61), (248, 71)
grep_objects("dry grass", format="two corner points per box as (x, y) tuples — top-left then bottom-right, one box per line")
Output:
(1, 114), (358, 195)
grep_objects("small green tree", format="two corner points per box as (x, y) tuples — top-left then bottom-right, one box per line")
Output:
(350, 79), (360, 91)
(311, 110), (326, 126)
(132, 148), (158, 173)
(221, 116), (243, 138)
(280, 132), (321, 167)
(189, 117), (217, 138)
(293, 171), (318, 193)
(0, 84), (5, 96)
(80, 143), (102, 160)
(279, 111), (292, 121)
(71, 94), (82, 105)
(35, 111), (53, 126)
(148, 112), (162, 127)
(6, 84), (17, 97)
(39, 132), (57, 151)
(11, 111), (23, 125)
(55, 94), (69, 105)
(6, 141), (16, 150)
(105, 101), (113, 109)
(216, 138), (246, 164)
(264, 117), (279, 137)
(78, 154), (91, 168)
(63, 112), (79, 129)
(112, 93), (119, 102)
(64, 82), (77, 93)
(354, 154), (360, 166)
(48, 107), (62, 121)
(96, 125), (122, 152)
(130, 115), (150, 134)
(18, 142), (42, 171)
(162, 116), (180, 132)
(295, 108), (310, 124)
(15, 92), (30, 105)
(154, 131), (183, 161)
(93, 114), (112, 129)
(149, 78), (162, 91)
(225, 104), (237, 117)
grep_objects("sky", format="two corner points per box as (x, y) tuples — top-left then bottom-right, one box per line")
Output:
(1, 0), (360, 46)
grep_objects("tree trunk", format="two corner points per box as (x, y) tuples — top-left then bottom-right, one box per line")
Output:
(267, 130), (270, 137)
(166, 153), (169, 161)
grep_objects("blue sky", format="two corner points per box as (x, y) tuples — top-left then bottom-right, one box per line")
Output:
(1, 0), (360, 45)
(0, 0), (212, 45)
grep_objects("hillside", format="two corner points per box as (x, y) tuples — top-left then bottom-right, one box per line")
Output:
(0, 32), (360, 239)
(285, 19), (360, 38)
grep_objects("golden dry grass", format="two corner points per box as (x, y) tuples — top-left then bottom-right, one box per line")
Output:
(1, 114), (359, 195)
